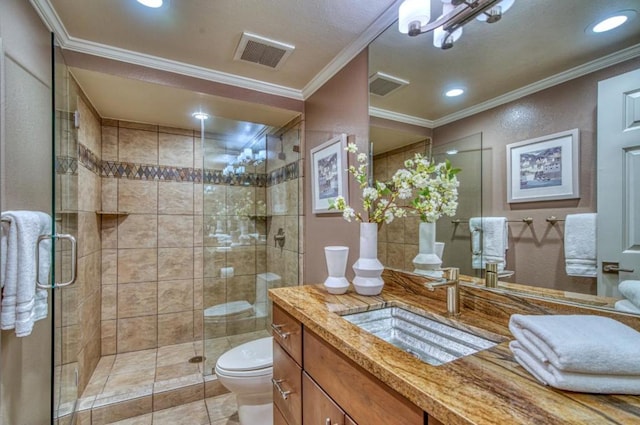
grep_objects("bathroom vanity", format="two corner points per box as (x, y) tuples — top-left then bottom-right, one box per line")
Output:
(269, 269), (640, 425)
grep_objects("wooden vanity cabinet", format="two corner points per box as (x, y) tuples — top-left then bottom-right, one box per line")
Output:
(272, 305), (303, 425)
(272, 304), (427, 425)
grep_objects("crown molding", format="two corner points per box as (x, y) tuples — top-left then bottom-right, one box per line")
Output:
(433, 43), (640, 127)
(301, 0), (404, 99)
(369, 106), (434, 128)
(30, 0), (402, 102)
(30, 0), (304, 100)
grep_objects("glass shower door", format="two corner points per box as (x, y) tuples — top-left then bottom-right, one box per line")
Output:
(52, 41), (80, 425)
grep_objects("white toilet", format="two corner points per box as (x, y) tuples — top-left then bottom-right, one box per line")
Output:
(215, 336), (274, 425)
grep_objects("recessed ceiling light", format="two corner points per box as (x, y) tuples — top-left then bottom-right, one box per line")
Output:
(137, 0), (163, 8)
(446, 149), (459, 155)
(588, 10), (636, 33)
(192, 112), (209, 120)
(445, 88), (464, 97)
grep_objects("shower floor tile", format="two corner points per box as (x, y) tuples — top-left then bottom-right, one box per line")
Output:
(75, 331), (269, 423)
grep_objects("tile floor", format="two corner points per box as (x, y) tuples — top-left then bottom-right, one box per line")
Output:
(60, 330), (271, 424)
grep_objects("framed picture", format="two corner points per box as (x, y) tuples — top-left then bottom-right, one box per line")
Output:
(310, 134), (348, 214)
(506, 129), (580, 203)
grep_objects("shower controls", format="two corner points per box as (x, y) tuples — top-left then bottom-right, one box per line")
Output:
(274, 228), (285, 250)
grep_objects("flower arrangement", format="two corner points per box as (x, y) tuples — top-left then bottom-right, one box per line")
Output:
(329, 143), (460, 225)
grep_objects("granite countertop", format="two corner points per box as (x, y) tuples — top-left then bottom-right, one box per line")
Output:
(268, 270), (640, 425)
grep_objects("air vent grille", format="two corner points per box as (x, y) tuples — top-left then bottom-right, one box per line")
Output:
(234, 32), (295, 70)
(369, 72), (410, 97)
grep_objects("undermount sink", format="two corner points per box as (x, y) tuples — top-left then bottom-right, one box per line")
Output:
(342, 306), (499, 366)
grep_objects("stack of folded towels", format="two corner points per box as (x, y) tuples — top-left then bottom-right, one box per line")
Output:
(615, 280), (640, 314)
(509, 314), (640, 394)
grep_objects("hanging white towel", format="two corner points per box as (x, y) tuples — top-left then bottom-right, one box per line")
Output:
(510, 341), (640, 394)
(564, 213), (597, 277)
(0, 211), (52, 337)
(508, 314), (640, 375)
(469, 217), (507, 272)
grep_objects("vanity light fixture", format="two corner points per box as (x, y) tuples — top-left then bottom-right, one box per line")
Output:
(136, 0), (163, 8)
(588, 10), (637, 33)
(399, 0), (515, 49)
(445, 88), (465, 97)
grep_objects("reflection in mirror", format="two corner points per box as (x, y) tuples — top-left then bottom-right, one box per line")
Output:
(368, 0), (640, 313)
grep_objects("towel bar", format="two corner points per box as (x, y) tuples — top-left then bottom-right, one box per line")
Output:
(452, 217), (534, 225)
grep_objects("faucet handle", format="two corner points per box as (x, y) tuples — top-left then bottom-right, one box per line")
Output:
(443, 267), (459, 282)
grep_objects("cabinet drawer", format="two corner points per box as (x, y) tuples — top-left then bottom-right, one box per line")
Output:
(303, 372), (345, 425)
(273, 340), (302, 425)
(272, 304), (303, 365)
(304, 330), (424, 425)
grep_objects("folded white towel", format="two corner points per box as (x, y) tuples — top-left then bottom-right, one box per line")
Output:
(615, 299), (640, 314)
(509, 314), (640, 375)
(0, 211), (51, 337)
(619, 280), (640, 309)
(469, 217), (507, 272)
(564, 213), (596, 277)
(510, 341), (640, 394)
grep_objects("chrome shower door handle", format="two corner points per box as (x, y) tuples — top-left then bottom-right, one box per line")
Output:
(55, 234), (78, 288)
(36, 233), (78, 289)
(35, 234), (53, 289)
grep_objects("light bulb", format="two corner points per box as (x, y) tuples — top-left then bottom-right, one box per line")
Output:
(399, 0), (431, 34)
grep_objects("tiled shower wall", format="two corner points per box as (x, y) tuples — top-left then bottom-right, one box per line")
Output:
(266, 123), (303, 288)
(201, 120), (303, 342)
(55, 76), (103, 396)
(100, 121), (204, 354)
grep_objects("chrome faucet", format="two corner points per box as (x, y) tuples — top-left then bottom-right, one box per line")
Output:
(425, 267), (460, 317)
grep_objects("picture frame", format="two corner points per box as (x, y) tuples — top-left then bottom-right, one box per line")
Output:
(506, 129), (580, 203)
(310, 134), (348, 214)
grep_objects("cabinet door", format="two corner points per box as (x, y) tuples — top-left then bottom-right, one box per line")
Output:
(272, 304), (303, 365)
(302, 373), (344, 425)
(273, 341), (302, 425)
(345, 416), (357, 425)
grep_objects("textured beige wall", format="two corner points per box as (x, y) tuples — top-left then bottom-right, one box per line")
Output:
(0, 0), (53, 423)
(303, 51), (370, 283)
(432, 57), (640, 294)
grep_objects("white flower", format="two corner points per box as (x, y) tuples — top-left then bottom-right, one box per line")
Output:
(331, 144), (459, 227)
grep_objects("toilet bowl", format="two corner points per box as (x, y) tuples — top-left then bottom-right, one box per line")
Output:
(215, 336), (274, 425)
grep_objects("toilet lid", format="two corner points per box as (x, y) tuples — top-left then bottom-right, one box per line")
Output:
(204, 300), (254, 318)
(217, 336), (273, 371)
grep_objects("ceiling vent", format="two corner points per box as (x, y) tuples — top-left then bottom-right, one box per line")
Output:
(369, 72), (410, 97)
(234, 32), (295, 70)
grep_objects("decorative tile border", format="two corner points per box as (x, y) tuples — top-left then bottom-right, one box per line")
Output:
(74, 143), (298, 187)
(55, 156), (78, 175)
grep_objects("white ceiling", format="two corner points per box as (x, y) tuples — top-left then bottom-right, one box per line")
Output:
(31, 0), (640, 145)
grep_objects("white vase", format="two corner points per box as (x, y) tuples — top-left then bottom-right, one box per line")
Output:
(412, 221), (444, 278)
(323, 246), (350, 294)
(352, 222), (384, 295)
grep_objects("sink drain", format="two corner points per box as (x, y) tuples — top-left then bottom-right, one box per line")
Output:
(189, 356), (205, 363)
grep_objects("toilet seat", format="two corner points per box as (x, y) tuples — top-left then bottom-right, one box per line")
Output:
(215, 336), (273, 378)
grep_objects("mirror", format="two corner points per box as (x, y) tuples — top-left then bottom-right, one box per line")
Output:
(369, 0), (640, 312)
